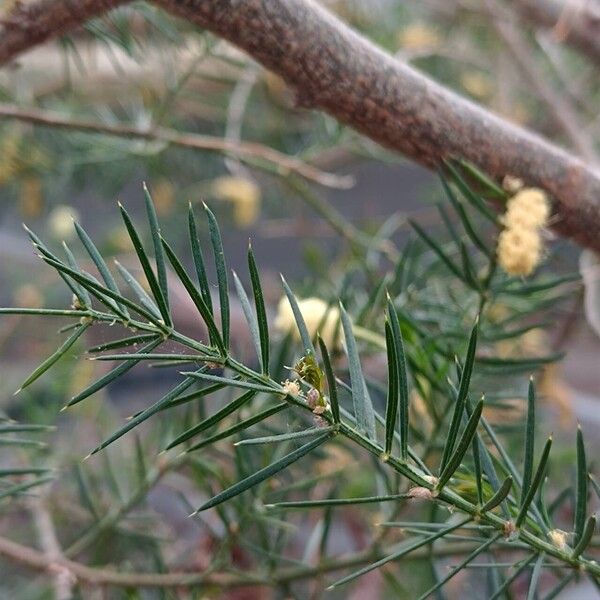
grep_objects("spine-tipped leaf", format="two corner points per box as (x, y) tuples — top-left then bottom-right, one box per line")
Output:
(281, 276), (315, 355)
(248, 245), (269, 375)
(119, 202), (171, 326)
(188, 203), (213, 314)
(574, 425), (588, 545)
(17, 324), (89, 392)
(572, 515), (596, 559)
(436, 398), (483, 491)
(143, 182), (169, 314)
(522, 378), (536, 507)
(204, 202), (229, 349)
(161, 237), (225, 354)
(440, 319), (478, 472)
(318, 336), (340, 424)
(74, 220), (128, 318)
(387, 297), (409, 459)
(195, 431), (332, 513)
(340, 303), (376, 440)
(481, 477), (512, 513)
(384, 320), (399, 456)
(516, 436), (553, 527)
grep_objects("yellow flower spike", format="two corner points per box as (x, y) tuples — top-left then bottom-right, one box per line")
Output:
(211, 175), (261, 228)
(497, 226), (542, 277)
(497, 187), (549, 277)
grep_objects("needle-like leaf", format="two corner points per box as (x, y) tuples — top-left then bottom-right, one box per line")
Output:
(328, 517), (471, 589)
(265, 493), (412, 509)
(119, 202), (171, 326)
(317, 336), (340, 424)
(16, 323), (89, 393)
(440, 319), (478, 472)
(248, 244), (269, 375)
(161, 236), (225, 354)
(409, 220), (465, 281)
(384, 320), (399, 456)
(437, 398), (483, 491)
(87, 374), (198, 455)
(481, 477), (513, 513)
(526, 553), (545, 600)
(87, 333), (159, 354)
(516, 436), (553, 527)
(387, 297), (409, 460)
(62, 241), (91, 307)
(166, 390), (256, 449)
(74, 220), (129, 318)
(280, 276), (314, 356)
(572, 515), (596, 559)
(114, 260), (162, 320)
(204, 202), (229, 349)
(188, 203), (213, 315)
(143, 182), (169, 314)
(186, 402), (289, 452)
(574, 425), (588, 546)
(235, 426), (334, 446)
(233, 271), (262, 368)
(66, 338), (162, 408)
(340, 302), (376, 440)
(195, 431), (332, 513)
(522, 377), (536, 507)
(415, 533), (501, 600)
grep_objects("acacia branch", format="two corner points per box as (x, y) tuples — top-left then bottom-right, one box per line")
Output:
(510, 0), (600, 65)
(0, 103), (351, 189)
(0, 532), (522, 590)
(0, 0), (130, 65)
(2, 0), (600, 252)
(153, 0), (600, 253)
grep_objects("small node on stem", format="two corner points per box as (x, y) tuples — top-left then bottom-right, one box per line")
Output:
(408, 486), (434, 500)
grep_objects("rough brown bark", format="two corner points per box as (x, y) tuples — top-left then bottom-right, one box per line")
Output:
(1, 0), (600, 253)
(511, 0), (600, 65)
(0, 0), (131, 66)
(154, 0), (600, 253)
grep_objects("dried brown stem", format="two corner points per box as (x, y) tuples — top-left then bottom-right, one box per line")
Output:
(0, 103), (352, 189)
(0, 532), (508, 590)
(510, 0), (600, 65)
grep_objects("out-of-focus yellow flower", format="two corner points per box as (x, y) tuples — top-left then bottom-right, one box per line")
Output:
(460, 71), (493, 100)
(502, 175), (524, 194)
(497, 227), (541, 276)
(48, 205), (79, 240)
(150, 179), (175, 216)
(503, 188), (550, 230)
(20, 177), (44, 218)
(497, 187), (549, 276)
(274, 296), (341, 349)
(13, 284), (44, 309)
(397, 23), (440, 50)
(211, 176), (261, 228)
(107, 226), (133, 253)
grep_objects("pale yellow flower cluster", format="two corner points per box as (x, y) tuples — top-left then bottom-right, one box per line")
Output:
(274, 297), (341, 349)
(211, 176), (261, 228)
(497, 188), (549, 276)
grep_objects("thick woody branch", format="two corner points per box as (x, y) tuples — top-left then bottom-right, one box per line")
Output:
(153, 0), (600, 253)
(0, 0), (130, 66)
(2, 0), (600, 253)
(510, 0), (600, 65)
